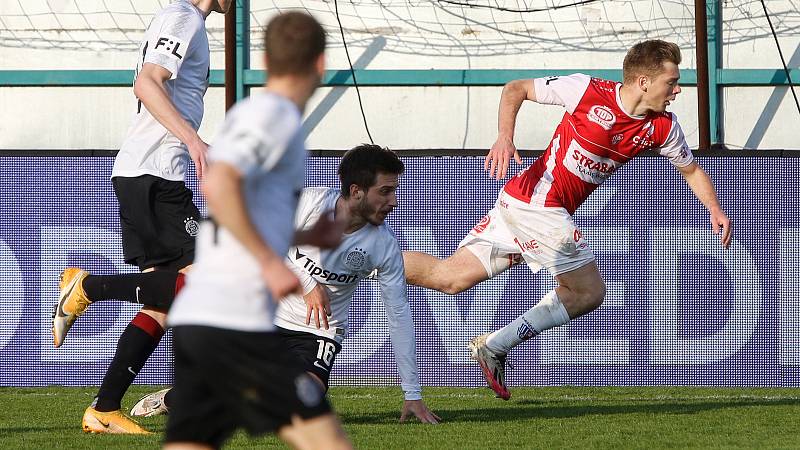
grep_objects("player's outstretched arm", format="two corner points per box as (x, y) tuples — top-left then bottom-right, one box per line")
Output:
(400, 399), (441, 424)
(676, 161), (732, 248)
(134, 63), (208, 179)
(203, 162), (301, 298)
(485, 79), (535, 180)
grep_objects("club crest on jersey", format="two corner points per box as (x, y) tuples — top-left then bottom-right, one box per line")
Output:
(184, 217), (199, 236)
(612, 133), (624, 145)
(587, 105), (616, 130)
(517, 319), (538, 340)
(345, 247), (368, 270)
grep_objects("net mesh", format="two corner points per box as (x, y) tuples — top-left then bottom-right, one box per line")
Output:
(1, 1), (798, 58)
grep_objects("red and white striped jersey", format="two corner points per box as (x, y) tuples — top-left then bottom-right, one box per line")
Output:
(503, 74), (694, 215)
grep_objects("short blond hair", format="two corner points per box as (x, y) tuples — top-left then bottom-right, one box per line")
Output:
(623, 40), (681, 84)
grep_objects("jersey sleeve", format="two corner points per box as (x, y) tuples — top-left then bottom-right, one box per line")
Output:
(532, 73), (591, 114)
(658, 113), (695, 167)
(208, 101), (297, 176)
(144, 8), (201, 80)
(377, 234), (422, 400)
(294, 188), (322, 230)
(286, 254), (318, 295)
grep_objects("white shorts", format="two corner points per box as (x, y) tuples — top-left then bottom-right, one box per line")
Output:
(458, 189), (595, 277)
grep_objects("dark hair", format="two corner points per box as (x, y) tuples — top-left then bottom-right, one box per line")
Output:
(622, 40), (681, 84)
(339, 144), (405, 198)
(264, 12), (326, 76)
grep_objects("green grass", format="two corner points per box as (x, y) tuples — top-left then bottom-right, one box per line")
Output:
(2, 386), (800, 449)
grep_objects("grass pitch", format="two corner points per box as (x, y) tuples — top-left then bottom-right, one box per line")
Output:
(2, 386), (799, 449)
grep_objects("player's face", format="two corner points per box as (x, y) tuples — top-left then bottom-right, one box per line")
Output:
(645, 61), (681, 113)
(357, 172), (399, 226)
(213, 0), (233, 13)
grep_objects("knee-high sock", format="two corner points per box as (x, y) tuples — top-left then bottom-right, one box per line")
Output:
(82, 272), (184, 309)
(485, 289), (570, 356)
(94, 312), (165, 412)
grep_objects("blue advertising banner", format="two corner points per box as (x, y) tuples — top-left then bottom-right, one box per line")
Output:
(0, 156), (796, 387)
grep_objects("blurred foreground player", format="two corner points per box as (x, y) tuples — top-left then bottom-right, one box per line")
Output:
(164, 12), (352, 450)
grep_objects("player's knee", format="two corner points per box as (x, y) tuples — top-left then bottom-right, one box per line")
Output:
(582, 282), (606, 311)
(438, 277), (473, 295)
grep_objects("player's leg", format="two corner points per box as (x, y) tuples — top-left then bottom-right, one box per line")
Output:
(85, 176), (198, 433)
(403, 248), (491, 295)
(278, 414), (352, 450)
(471, 196), (605, 399)
(52, 269), (184, 347)
(485, 261), (605, 354)
(403, 207), (522, 295)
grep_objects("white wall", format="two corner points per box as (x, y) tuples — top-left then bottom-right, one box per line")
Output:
(0, 0), (797, 150)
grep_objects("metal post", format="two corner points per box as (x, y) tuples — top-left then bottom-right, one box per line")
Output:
(235, 0), (250, 101)
(695, 0), (710, 151)
(707, 0), (723, 147)
(224, 5), (236, 111)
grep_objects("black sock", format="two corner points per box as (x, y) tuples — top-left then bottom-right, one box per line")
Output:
(94, 312), (165, 412)
(83, 271), (181, 309)
(163, 387), (174, 409)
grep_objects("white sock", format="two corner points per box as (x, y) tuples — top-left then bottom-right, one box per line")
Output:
(485, 289), (570, 355)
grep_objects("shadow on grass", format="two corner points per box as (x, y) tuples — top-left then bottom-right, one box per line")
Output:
(341, 398), (800, 424)
(0, 424), (166, 434)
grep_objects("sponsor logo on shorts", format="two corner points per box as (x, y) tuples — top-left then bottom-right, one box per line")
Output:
(514, 237), (542, 255)
(313, 360), (330, 372)
(574, 229), (583, 242)
(587, 105), (616, 130)
(184, 217), (199, 236)
(517, 319), (538, 340)
(295, 373), (323, 407)
(472, 215), (491, 234)
(344, 247), (368, 270)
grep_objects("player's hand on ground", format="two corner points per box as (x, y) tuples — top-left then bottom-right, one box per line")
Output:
(262, 260), (302, 300)
(299, 210), (346, 249)
(484, 135), (522, 180)
(710, 208), (732, 249)
(187, 138), (209, 180)
(303, 284), (331, 329)
(400, 399), (441, 424)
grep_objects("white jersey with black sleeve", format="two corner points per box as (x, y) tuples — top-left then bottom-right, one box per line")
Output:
(168, 92), (306, 332)
(274, 187), (422, 400)
(112, 0), (210, 182)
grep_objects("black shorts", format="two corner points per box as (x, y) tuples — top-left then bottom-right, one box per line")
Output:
(165, 326), (332, 449)
(278, 327), (342, 389)
(112, 175), (200, 271)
